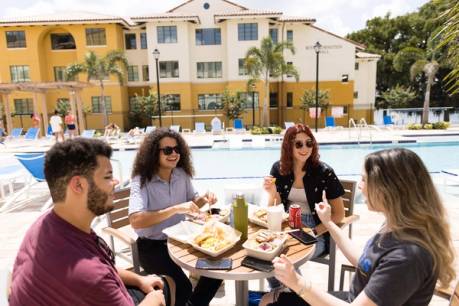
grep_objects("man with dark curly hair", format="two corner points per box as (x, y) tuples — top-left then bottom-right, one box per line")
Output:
(9, 138), (173, 306)
(129, 128), (222, 306)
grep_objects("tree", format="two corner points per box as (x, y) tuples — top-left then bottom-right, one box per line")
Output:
(56, 99), (71, 116)
(222, 89), (246, 121)
(129, 92), (156, 129)
(244, 37), (299, 126)
(300, 89), (330, 110)
(66, 50), (128, 126)
(410, 58), (439, 124)
(379, 85), (416, 109)
(436, 0), (459, 94)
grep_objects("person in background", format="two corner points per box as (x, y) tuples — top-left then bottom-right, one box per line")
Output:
(30, 113), (41, 129)
(9, 138), (174, 306)
(129, 128), (222, 306)
(65, 110), (77, 138)
(260, 148), (456, 306)
(105, 123), (121, 138)
(49, 110), (64, 142)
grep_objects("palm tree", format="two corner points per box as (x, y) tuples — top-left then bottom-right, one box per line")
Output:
(66, 50), (128, 126)
(410, 58), (439, 125)
(244, 37), (299, 126)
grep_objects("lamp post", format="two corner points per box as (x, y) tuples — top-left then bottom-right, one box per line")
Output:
(313, 41), (322, 132)
(153, 48), (162, 127)
(251, 83), (256, 127)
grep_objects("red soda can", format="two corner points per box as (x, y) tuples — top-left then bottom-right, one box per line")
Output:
(289, 204), (302, 229)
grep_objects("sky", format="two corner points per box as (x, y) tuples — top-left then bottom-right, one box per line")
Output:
(0, 0), (430, 36)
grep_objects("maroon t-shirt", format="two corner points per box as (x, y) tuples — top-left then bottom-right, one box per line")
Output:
(9, 210), (134, 306)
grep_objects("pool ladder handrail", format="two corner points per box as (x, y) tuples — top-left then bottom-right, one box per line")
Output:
(348, 118), (373, 144)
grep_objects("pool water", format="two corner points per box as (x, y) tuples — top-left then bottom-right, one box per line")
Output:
(113, 141), (459, 180)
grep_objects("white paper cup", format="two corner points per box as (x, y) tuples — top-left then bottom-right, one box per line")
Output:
(267, 205), (283, 232)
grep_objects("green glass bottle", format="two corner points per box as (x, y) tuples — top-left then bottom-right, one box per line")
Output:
(233, 193), (248, 240)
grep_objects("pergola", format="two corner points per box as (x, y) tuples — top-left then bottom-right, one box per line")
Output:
(0, 81), (92, 136)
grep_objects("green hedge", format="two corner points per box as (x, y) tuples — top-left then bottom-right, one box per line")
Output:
(250, 126), (282, 135)
(407, 121), (450, 130)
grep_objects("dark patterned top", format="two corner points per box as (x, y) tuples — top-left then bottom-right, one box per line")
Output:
(269, 160), (344, 225)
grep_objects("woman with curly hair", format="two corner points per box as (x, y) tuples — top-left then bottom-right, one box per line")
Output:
(128, 128), (222, 306)
(264, 124), (345, 259)
(261, 148), (456, 306)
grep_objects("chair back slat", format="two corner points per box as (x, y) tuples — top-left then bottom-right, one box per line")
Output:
(107, 188), (130, 229)
(451, 281), (459, 306)
(339, 180), (356, 217)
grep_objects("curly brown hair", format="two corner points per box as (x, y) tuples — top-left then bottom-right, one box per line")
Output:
(280, 123), (320, 175)
(131, 128), (194, 187)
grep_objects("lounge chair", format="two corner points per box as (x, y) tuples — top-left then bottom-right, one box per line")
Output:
(211, 117), (223, 135)
(0, 164), (26, 200)
(442, 169), (459, 192)
(0, 267), (12, 306)
(0, 153), (52, 213)
(170, 125), (180, 133)
(325, 116), (343, 130)
(144, 126), (156, 134)
(233, 119), (246, 133)
(193, 122), (206, 134)
(24, 127), (40, 140)
(81, 129), (95, 138)
(10, 128), (23, 139)
(284, 122), (295, 129)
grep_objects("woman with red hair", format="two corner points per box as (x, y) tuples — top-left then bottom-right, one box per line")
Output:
(263, 124), (345, 259)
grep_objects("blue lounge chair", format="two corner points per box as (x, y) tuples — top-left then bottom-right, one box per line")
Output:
(0, 153), (51, 213)
(193, 122), (206, 133)
(24, 127), (40, 140)
(383, 115), (394, 126)
(233, 119), (246, 133)
(10, 128), (23, 139)
(325, 116), (343, 130)
(81, 129), (95, 138)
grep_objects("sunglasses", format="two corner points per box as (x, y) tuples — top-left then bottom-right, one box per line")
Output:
(294, 140), (314, 149)
(159, 146), (180, 155)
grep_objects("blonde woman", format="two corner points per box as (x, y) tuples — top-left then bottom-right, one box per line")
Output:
(261, 148), (455, 306)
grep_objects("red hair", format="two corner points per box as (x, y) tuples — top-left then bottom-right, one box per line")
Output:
(280, 124), (320, 175)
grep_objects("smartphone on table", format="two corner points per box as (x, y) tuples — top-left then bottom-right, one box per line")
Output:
(289, 230), (318, 245)
(196, 258), (232, 270)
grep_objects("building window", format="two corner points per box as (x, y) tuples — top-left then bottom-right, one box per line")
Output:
(6, 31), (26, 48)
(157, 26), (177, 43)
(51, 33), (76, 50)
(10, 65), (30, 82)
(128, 66), (139, 82)
(286, 30), (293, 42)
(342, 74), (349, 82)
(238, 23), (258, 41)
(355, 62), (359, 70)
(91, 96), (112, 113)
(287, 92), (293, 107)
(354, 91), (359, 98)
(54, 66), (67, 81)
(270, 92), (278, 108)
(269, 29), (278, 44)
(238, 59), (248, 76)
(286, 62), (293, 77)
(125, 33), (137, 49)
(159, 61), (179, 78)
(196, 28), (221, 45)
(142, 65), (149, 81)
(14, 98), (33, 115)
(197, 62), (222, 78)
(239, 92), (259, 109)
(140, 32), (147, 49)
(85, 28), (106, 46)
(163, 94), (181, 111)
(198, 94), (223, 110)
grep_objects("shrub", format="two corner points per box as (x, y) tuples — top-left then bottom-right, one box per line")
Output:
(407, 123), (422, 130)
(423, 123), (433, 130)
(271, 126), (282, 134)
(432, 121), (450, 129)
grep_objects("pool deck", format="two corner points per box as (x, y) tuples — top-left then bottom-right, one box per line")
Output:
(1, 127), (459, 305)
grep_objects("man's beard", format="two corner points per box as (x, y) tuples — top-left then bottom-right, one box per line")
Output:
(87, 179), (113, 216)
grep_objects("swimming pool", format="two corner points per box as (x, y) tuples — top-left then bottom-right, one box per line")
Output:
(113, 141), (459, 181)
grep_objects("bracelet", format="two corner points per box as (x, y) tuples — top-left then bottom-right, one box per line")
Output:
(297, 279), (311, 299)
(312, 227), (318, 236)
